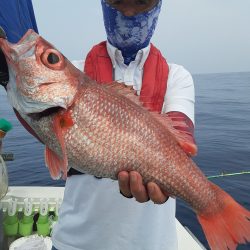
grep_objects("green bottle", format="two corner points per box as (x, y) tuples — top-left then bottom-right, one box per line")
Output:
(19, 198), (34, 236)
(3, 198), (19, 236)
(0, 118), (12, 153)
(37, 199), (50, 236)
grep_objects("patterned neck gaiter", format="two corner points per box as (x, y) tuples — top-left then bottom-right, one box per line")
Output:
(101, 0), (162, 65)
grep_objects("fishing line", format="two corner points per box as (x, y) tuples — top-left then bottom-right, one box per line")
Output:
(207, 171), (250, 179)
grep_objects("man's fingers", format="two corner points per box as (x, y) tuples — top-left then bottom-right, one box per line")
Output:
(130, 171), (149, 203)
(118, 171), (133, 198)
(118, 171), (169, 204)
(147, 182), (169, 204)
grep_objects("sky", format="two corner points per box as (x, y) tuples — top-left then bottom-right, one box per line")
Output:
(32, 0), (250, 75)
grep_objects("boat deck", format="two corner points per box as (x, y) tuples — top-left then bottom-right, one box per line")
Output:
(1, 186), (206, 250)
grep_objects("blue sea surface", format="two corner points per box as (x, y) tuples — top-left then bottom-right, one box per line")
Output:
(0, 72), (250, 249)
(177, 72), (250, 250)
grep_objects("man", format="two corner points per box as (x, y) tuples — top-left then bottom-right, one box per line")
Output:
(52, 1), (196, 250)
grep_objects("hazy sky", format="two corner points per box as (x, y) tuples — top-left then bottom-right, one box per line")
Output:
(32, 0), (250, 74)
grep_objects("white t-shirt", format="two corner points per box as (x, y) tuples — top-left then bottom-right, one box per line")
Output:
(52, 42), (195, 250)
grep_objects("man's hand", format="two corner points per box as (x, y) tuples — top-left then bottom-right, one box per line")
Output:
(118, 171), (169, 204)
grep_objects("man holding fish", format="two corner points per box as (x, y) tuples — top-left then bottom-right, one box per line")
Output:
(51, 1), (196, 249)
(1, 1), (250, 249)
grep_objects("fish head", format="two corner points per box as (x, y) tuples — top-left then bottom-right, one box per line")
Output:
(0, 29), (81, 115)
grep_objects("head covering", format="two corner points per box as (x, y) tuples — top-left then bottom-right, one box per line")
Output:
(101, 0), (162, 65)
(0, 0), (38, 43)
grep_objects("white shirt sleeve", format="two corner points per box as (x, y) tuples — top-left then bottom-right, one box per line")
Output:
(162, 64), (195, 124)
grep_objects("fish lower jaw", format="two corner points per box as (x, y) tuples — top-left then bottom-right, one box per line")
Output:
(27, 106), (64, 121)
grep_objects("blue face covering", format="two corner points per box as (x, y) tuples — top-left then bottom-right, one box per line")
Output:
(101, 0), (162, 65)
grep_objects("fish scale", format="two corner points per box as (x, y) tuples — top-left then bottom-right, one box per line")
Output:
(1, 29), (250, 250)
(58, 83), (213, 211)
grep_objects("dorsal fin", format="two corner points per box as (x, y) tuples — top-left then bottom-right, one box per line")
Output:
(103, 82), (142, 106)
(151, 113), (197, 156)
(104, 82), (197, 156)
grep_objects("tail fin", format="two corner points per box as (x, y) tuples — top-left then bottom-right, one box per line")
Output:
(197, 183), (250, 250)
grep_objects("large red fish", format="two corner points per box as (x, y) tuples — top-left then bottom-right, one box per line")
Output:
(0, 30), (249, 250)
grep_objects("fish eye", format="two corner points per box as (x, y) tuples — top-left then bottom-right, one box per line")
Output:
(47, 52), (60, 64)
(41, 49), (65, 70)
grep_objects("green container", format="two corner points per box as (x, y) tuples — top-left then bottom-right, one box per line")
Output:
(37, 214), (50, 236)
(3, 215), (18, 236)
(18, 215), (33, 236)
(0, 119), (12, 133)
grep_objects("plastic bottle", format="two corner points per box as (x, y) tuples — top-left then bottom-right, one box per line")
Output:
(19, 198), (34, 236)
(3, 198), (19, 236)
(37, 198), (50, 236)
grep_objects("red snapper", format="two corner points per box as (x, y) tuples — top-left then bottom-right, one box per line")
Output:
(0, 30), (249, 250)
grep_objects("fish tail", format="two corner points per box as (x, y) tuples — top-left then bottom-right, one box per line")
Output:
(197, 183), (250, 250)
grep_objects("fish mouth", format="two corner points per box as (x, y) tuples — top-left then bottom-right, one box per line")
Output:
(27, 106), (64, 121)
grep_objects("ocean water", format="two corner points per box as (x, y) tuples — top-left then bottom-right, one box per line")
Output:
(0, 72), (250, 249)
